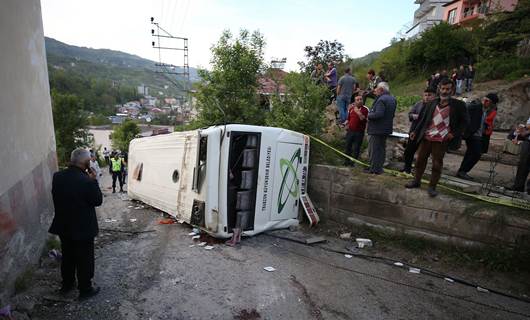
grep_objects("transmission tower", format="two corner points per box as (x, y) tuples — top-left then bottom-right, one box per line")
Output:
(150, 17), (191, 122)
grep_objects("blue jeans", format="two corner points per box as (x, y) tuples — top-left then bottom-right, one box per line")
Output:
(336, 96), (350, 122)
(456, 79), (463, 95)
(466, 78), (473, 92)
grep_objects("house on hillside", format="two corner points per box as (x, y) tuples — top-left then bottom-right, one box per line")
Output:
(406, 0), (452, 38)
(442, 0), (518, 26)
(258, 68), (287, 110)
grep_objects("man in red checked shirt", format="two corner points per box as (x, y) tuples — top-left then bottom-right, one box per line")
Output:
(405, 78), (468, 197)
(343, 95), (369, 166)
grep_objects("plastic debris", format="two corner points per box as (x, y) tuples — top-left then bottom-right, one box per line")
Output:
(0, 305), (11, 318)
(477, 287), (489, 293)
(188, 245), (195, 248)
(344, 254), (353, 259)
(130, 219), (137, 222)
(355, 238), (373, 248)
(192, 235), (200, 240)
(48, 249), (62, 260)
(393, 262), (404, 267)
(158, 218), (176, 225)
(188, 232), (197, 236)
(104, 218), (117, 223)
(263, 266), (276, 272)
(444, 277), (454, 283)
(192, 227), (200, 234)
(204, 245), (214, 250)
(197, 242), (207, 247)
(128, 205), (134, 208)
(408, 267), (421, 274)
(340, 232), (352, 239)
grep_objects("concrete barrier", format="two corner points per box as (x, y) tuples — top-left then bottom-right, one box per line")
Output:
(308, 165), (530, 247)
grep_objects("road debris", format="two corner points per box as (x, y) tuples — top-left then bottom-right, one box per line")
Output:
(393, 262), (404, 267)
(197, 242), (207, 247)
(444, 277), (455, 283)
(355, 238), (372, 248)
(263, 266), (276, 272)
(344, 254), (353, 259)
(192, 235), (201, 240)
(339, 232), (352, 239)
(188, 232), (197, 236)
(104, 218), (117, 223)
(408, 267), (421, 274)
(48, 249), (62, 260)
(477, 287), (490, 293)
(158, 218), (176, 225)
(204, 245), (214, 250)
(129, 218), (137, 222)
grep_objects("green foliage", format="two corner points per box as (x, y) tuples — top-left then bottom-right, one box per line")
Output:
(111, 119), (140, 151)
(396, 95), (422, 113)
(266, 73), (329, 134)
(194, 29), (266, 127)
(51, 91), (90, 165)
(88, 114), (112, 126)
(299, 40), (345, 72)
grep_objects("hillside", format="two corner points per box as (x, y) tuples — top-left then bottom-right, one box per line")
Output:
(45, 37), (200, 98)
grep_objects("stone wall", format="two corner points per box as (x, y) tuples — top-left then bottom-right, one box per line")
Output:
(308, 165), (530, 247)
(0, 0), (57, 304)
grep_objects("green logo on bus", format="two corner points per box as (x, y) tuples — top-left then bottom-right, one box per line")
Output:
(277, 148), (301, 214)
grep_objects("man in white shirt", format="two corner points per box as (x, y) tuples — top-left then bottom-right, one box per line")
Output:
(89, 154), (102, 183)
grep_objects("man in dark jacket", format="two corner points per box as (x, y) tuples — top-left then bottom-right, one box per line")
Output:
(49, 148), (102, 300)
(402, 88), (436, 173)
(405, 78), (468, 197)
(457, 93), (499, 180)
(365, 82), (397, 174)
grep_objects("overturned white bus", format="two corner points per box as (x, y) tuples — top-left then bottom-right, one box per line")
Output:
(127, 124), (312, 240)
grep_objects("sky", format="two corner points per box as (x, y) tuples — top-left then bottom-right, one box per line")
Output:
(41, 0), (417, 71)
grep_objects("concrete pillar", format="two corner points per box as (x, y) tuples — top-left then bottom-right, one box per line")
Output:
(0, 0), (57, 303)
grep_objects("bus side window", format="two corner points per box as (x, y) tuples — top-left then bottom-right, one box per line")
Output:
(196, 136), (207, 191)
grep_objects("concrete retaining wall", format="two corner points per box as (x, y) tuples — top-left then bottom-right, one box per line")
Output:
(0, 0), (57, 304)
(308, 165), (530, 247)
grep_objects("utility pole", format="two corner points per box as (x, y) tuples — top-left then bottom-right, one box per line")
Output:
(150, 17), (191, 124)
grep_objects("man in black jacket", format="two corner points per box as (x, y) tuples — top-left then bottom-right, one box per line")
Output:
(405, 79), (468, 197)
(457, 93), (499, 180)
(49, 148), (103, 300)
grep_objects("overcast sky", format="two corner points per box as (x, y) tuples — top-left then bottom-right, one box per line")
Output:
(41, 0), (417, 71)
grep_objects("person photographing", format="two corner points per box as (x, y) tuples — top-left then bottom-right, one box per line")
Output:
(49, 148), (102, 300)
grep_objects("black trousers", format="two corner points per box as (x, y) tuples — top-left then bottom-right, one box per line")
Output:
(513, 141), (530, 192)
(345, 131), (364, 165)
(120, 169), (127, 185)
(458, 137), (482, 173)
(112, 171), (123, 191)
(403, 138), (419, 172)
(481, 135), (491, 154)
(60, 236), (95, 292)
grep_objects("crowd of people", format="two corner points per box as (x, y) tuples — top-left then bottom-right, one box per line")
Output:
(312, 63), (500, 198)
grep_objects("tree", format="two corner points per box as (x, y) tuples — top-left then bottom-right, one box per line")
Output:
(194, 29), (266, 127)
(298, 40), (345, 73)
(51, 91), (90, 165)
(111, 119), (140, 151)
(266, 73), (329, 134)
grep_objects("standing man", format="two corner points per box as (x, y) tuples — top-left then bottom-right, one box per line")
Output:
(102, 147), (110, 165)
(49, 148), (102, 300)
(456, 65), (465, 96)
(362, 69), (381, 104)
(110, 153), (124, 193)
(402, 88), (437, 173)
(336, 68), (358, 123)
(466, 65), (475, 92)
(457, 93), (499, 180)
(344, 95), (369, 165)
(365, 82), (397, 174)
(89, 153), (102, 183)
(324, 62), (338, 104)
(405, 79), (468, 197)
(120, 151), (128, 186)
(310, 63), (324, 85)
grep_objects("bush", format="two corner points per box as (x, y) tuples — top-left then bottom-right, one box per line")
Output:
(396, 95), (422, 113)
(266, 73), (329, 135)
(110, 119), (140, 152)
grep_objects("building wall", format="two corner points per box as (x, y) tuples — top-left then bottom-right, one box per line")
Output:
(0, 0), (57, 303)
(443, 0), (518, 25)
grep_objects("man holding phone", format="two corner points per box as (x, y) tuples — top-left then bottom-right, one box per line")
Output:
(49, 148), (102, 300)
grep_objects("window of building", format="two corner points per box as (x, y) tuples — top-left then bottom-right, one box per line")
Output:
(447, 9), (457, 24)
(462, 6), (474, 18)
(478, 1), (489, 14)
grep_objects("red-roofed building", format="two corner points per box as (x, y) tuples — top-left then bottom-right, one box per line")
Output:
(258, 68), (288, 109)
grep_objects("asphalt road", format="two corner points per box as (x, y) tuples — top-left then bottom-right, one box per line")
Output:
(31, 172), (530, 320)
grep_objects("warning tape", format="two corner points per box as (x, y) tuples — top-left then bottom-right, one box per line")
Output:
(308, 135), (530, 211)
